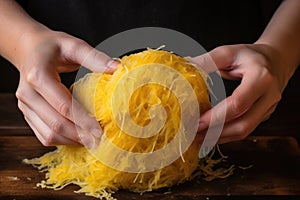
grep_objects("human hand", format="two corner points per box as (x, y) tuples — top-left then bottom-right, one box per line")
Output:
(190, 44), (290, 144)
(15, 28), (118, 147)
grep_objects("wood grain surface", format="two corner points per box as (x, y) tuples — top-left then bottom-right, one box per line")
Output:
(0, 93), (300, 199)
(1, 136), (300, 199)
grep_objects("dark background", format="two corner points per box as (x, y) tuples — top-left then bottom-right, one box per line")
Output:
(0, 0), (299, 140)
(1, 0), (284, 91)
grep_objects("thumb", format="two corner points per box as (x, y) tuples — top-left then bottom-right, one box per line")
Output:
(70, 40), (119, 73)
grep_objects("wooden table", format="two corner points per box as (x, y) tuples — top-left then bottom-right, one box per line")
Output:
(0, 94), (300, 200)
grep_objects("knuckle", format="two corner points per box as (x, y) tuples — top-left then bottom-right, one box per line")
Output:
(58, 101), (71, 117)
(77, 39), (88, 48)
(16, 90), (27, 113)
(230, 98), (247, 119)
(213, 46), (233, 59)
(71, 38), (87, 52)
(261, 70), (274, 84)
(15, 88), (27, 102)
(234, 122), (251, 139)
(26, 68), (42, 86)
(49, 119), (64, 134)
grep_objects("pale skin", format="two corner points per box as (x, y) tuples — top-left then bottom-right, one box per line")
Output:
(0, 0), (119, 147)
(194, 0), (300, 144)
(0, 0), (299, 146)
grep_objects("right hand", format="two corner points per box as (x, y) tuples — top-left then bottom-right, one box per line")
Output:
(15, 28), (118, 147)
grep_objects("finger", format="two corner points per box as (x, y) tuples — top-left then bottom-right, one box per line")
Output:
(67, 40), (119, 73)
(186, 53), (218, 73)
(22, 99), (99, 148)
(27, 73), (102, 140)
(17, 86), (84, 143)
(197, 126), (223, 147)
(19, 103), (78, 146)
(216, 94), (279, 144)
(187, 45), (240, 74)
(198, 64), (269, 131)
(25, 116), (77, 146)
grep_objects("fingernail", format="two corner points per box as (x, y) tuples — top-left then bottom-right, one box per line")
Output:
(198, 122), (208, 131)
(106, 59), (119, 73)
(184, 56), (192, 60)
(184, 56), (194, 63)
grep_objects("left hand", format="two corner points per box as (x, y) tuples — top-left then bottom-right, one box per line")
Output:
(190, 44), (288, 144)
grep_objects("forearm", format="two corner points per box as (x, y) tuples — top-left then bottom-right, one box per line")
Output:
(0, 0), (48, 69)
(256, 0), (300, 84)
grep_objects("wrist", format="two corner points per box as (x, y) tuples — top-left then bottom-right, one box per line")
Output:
(13, 23), (51, 70)
(0, 0), (51, 69)
(253, 40), (296, 91)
